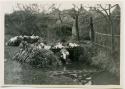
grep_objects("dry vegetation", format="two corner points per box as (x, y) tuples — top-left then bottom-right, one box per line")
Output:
(5, 3), (120, 79)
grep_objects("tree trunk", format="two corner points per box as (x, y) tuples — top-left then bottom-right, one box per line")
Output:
(108, 17), (114, 53)
(75, 15), (80, 41)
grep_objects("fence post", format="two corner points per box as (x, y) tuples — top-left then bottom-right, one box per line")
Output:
(108, 9), (114, 54)
(90, 17), (95, 42)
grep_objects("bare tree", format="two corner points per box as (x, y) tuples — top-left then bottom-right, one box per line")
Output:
(93, 4), (119, 52)
(49, 4), (64, 24)
(16, 3), (48, 36)
(70, 4), (86, 41)
(17, 3), (41, 14)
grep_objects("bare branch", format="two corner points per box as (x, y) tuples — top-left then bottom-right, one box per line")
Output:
(72, 4), (81, 15)
(109, 4), (111, 16)
(99, 4), (109, 16)
(72, 4), (79, 11)
(48, 4), (64, 23)
(48, 4), (55, 10)
(93, 7), (108, 21)
(110, 4), (119, 9)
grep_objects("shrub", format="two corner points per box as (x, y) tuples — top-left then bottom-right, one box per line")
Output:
(13, 44), (62, 67)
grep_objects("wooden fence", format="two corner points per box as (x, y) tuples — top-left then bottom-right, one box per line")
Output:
(79, 14), (120, 61)
(93, 15), (120, 54)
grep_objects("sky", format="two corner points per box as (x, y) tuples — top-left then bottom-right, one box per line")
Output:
(0, 0), (121, 14)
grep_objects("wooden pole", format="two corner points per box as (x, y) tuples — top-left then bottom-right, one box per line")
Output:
(90, 17), (95, 42)
(75, 15), (80, 41)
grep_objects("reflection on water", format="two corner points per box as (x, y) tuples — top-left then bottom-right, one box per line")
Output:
(4, 59), (119, 85)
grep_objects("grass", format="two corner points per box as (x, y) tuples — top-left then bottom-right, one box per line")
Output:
(90, 48), (120, 77)
(4, 35), (120, 85)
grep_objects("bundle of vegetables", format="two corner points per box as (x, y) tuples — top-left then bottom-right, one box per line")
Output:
(13, 44), (62, 67)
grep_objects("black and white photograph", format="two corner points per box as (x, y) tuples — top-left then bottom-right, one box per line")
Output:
(2, 0), (121, 85)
